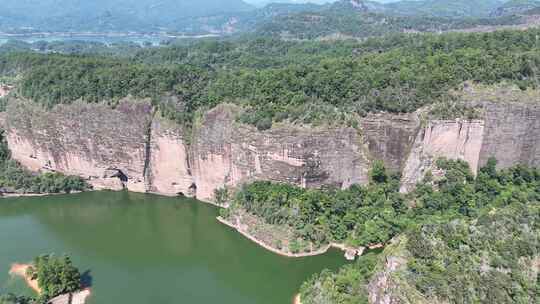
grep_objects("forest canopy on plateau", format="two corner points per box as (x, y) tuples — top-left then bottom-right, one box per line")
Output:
(1, 28), (540, 129)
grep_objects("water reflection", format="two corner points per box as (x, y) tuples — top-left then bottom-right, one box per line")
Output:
(0, 192), (348, 304)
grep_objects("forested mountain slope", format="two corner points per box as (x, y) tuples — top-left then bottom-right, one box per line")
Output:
(1, 0), (539, 37)
(300, 159), (539, 304)
(0, 0), (254, 32)
(491, 0), (540, 16)
(384, 0), (505, 17)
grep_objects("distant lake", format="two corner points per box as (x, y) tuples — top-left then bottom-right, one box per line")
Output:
(0, 192), (348, 304)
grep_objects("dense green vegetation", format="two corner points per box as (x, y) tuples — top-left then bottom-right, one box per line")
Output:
(0, 40), (150, 57)
(405, 204), (539, 303)
(0, 255), (81, 304)
(26, 255), (81, 303)
(300, 250), (381, 304)
(2, 28), (540, 129)
(384, 0), (504, 18)
(0, 131), (89, 194)
(257, 8), (522, 40)
(222, 160), (405, 249)
(226, 158), (539, 249)
(294, 158), (539, 303)
(0, 294), (32, 304)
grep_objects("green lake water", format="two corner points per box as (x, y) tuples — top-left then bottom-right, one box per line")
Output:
(0, 191), (348, 304)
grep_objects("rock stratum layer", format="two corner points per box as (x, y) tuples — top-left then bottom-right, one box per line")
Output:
(2, 99), (539, 201)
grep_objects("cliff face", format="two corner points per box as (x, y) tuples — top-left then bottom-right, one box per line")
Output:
(191, 104), (371, 200)
(3, 101), (375, 200)
(400, 120), (485, 193)
(478, 102), (540, 169)
(5, 99), (153, 192)
(360, 113), (419, 173)
(2, 98), (539, 200)
(400, 101), (540, 192)
(147, 117), (194, 196)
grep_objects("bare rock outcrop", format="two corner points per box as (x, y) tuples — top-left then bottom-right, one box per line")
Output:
(5, 99), (153, 192)
(191, 104), (370, 201)
(2, 97), (539, 200)
(478, 102), (540, 169)
(367, 237), (429, 304)
(0, 84), (12, 98)
(360, 112), (419, 173)
(147, 117), (194, 196)
(400, 119), (484, 193)
(400, 101), (540, 193)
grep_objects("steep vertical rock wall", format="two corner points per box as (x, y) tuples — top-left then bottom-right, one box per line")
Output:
(191, 104), (371, 201)
(5, 99), (153, 192)
(3, 98), (539, 200)
(478, 102), (540, 169)
(400, 101), (540, 192)
(360, 113), (419, 173)
(400, 120), (485, 193)
(147, 117), (194, 196)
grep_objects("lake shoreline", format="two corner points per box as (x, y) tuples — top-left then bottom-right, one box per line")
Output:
(217, 216), (367, 259)
(217, 216), (333, 258)
(9, 263), (91, 304)
(0, 191), (348, 303)
(0, 191), (83, 199)
(9, 263), (41, 293)
(2, 190), (376, 260)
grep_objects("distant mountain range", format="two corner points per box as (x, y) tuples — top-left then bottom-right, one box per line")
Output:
(1, 0), (539, 35)
(0, 0), (254, 32)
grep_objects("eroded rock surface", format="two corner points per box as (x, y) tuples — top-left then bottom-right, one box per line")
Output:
(5, 99), (153, 192)
(361, 113), (419, 173)
(400, 119), (484, 192)
(147, 117), (194, 196)
(367, 237), (429, 304)
(192, 104), (370, 200)
(2, 98), (539, 200)
(478, 102), (540, 169)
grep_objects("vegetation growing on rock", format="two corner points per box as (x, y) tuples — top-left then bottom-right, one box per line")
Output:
(222, 160), (406, 253)
(298, 158), (539, 303)
(0, 131), (89, 194)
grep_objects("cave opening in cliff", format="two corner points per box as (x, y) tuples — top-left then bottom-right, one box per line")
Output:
(116, 170), (128, 183)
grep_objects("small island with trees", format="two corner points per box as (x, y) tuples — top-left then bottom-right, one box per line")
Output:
(5, 254), (90, 304)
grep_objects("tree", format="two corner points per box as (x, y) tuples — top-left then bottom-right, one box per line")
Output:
(370, 160), (388, 184)
(27, 255), (81, 302)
